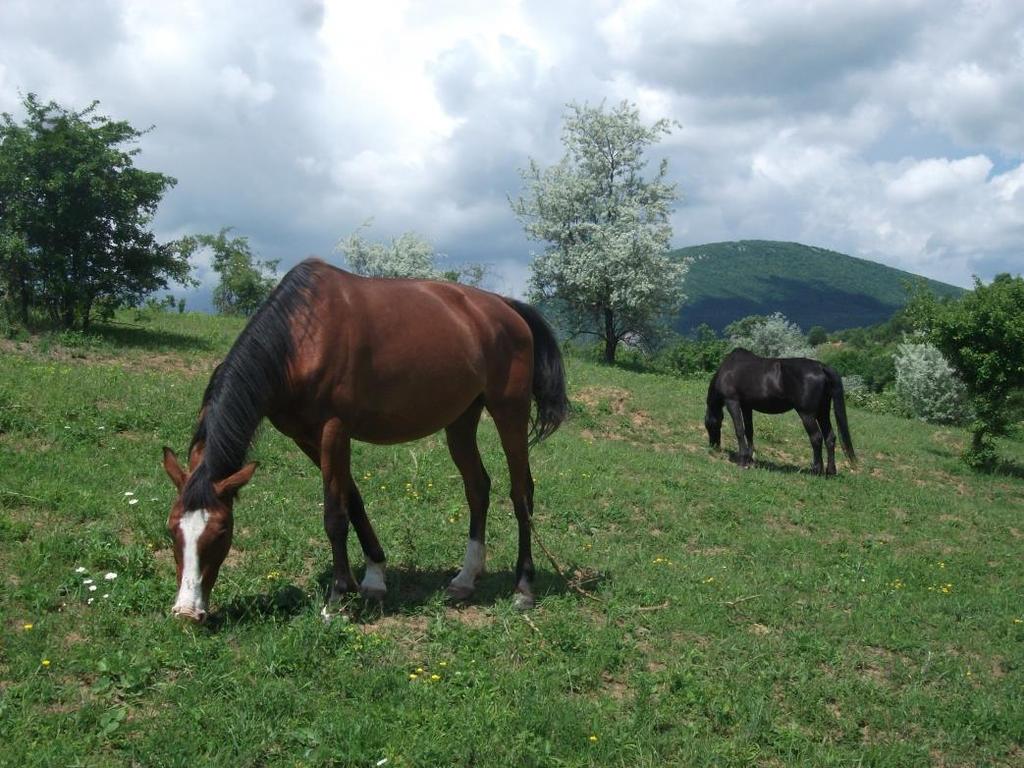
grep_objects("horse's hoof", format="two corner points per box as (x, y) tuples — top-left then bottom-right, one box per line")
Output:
(446, 583), (474, 602)
(320, 604), (350, 624)
(359, 585), (386, 602)
(513, 592), (535, 611)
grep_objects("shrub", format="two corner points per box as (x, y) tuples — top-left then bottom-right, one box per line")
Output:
(907, 274), (1024, 468)
(728, 312), (813, 358)
(894, 342), (968, 425)
(658, 325), (729, 376)
(818, 344), (896, 392)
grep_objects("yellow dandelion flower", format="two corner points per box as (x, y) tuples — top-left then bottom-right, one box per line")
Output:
(430, 674), (441, 681)
(439, 661), (447, 667)
(416, 667), (424, 674)
(1013, 618), (1022, 624)
(22, 623), (33, 631)
(588, 735), (598, 743)
(41, 659), (50, 667)
(408, 673), (418, 680)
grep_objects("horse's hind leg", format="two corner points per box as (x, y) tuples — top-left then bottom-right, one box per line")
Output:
(742, 404), (754, 459)
(349, 481), (388, 599)
(799, 412), (825, 475)
(818, 397), (837, 476)
(445, 400), (490, 601)
(488, 400), (536, 610)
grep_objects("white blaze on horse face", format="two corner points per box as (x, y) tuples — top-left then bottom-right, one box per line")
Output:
(450, 539), (486, 591)
(172, 509), (209, 619)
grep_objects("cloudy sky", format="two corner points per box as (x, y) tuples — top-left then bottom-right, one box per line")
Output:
(2, 0), (1022, 307)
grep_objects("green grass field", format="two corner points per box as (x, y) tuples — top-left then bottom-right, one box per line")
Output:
(2, 312), (1022, 767)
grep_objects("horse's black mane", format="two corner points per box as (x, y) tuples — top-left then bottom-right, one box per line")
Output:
(181, 259), (318, 510)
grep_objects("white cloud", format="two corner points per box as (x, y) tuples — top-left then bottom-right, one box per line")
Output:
(0, 0), (1022, 311)
(886, 156), (994, 204)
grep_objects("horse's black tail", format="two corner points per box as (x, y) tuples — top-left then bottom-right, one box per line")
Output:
(825, 366), (857, 467)
(504, 298), (570, 445)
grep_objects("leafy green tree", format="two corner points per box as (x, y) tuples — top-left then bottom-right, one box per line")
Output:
(807, 325), (828, 346)
(512, 101), (684, 364)
(908, 274), (1024, 467)
(0, 93), (190, 330)
(179, 229), (278, 317)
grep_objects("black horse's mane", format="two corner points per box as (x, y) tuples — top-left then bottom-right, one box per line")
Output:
(181, 259), (318, 510)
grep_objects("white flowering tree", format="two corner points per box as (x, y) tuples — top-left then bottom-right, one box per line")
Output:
(894, 342), (968, 424)
(336, 227), (491, 287)
(336, 230), (440, 280)
(728, 312), (813, 358)
(512, 101), (685, 363)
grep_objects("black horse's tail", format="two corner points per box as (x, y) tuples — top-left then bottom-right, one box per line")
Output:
(505, 298), (570, 444)
(825, 366), (857, 467)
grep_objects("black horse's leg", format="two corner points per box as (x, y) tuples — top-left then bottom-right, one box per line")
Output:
(818, 398), (837, 476)
(742, 404), (754, 460)
(725, 400), (752, 467)
(798, 412), (825, 475)
(445, 400), (490, 602)
(348, 481), (388, 600)
(320, 418), (358, 612)
(490, 400), (536, 610)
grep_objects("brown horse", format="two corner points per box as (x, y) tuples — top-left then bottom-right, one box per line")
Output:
(161, 258), (569, 622)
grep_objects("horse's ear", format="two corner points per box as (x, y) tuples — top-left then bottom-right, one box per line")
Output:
(162, 447), (187, 491)
(188, 440), (204, 471)
(213, 462), (258, 500)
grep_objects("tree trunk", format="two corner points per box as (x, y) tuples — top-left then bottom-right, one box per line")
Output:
(603, 308), (617, 364)
(81, 296), (93, 333)
(19, 285), (30, 324)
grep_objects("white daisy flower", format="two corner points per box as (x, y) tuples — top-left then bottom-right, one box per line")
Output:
(74, 566), (86, 574)
(104, 572), (117, 580)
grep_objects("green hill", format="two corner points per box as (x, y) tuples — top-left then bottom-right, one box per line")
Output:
(671, 240), (965, 334)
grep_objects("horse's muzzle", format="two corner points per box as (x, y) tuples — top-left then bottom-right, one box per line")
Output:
(171, 605), (208, 623)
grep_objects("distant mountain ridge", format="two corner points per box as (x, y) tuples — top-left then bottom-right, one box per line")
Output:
(670, 240), (964, 334)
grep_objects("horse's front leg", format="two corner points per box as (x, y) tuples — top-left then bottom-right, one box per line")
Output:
(320, 419), (358, 613)
(725, 400), (752, 467)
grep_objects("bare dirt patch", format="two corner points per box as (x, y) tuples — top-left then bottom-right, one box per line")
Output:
(574, 386), (632, 413)
(765, 515), (812, 537)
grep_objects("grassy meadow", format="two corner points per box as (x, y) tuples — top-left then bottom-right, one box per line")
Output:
(1, 311), (1023, 767)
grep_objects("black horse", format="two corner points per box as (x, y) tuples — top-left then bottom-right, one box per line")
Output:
(705, 348), (856, 475)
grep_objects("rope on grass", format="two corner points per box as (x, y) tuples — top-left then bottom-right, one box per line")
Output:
(529, 517), (604, 604)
